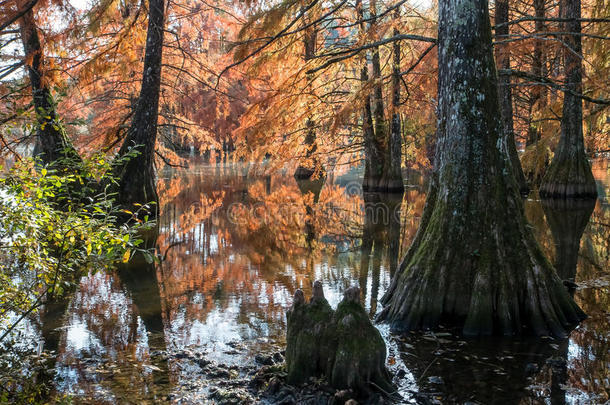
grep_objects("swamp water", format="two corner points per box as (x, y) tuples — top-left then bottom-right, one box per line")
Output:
(14, 159), (610, 404)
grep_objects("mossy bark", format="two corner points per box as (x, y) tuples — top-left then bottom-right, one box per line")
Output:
(19, 7), (82, 169)
(378, 0), (585, 338)
(286, 283), (393, 395)
(539, 0), (597, 199)
(112, 0), (165, 216)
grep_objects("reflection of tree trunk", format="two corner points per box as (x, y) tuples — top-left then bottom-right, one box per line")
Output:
(117, 231), (169, 389)
(541, 198), (595, 284)
(387, 193), (402, 277)
(494, 0), (529, 195)
(361, 192), (403, 315)
(548, 339), (569, 405)
(295, 176), (325, 247)
(18, 5), (81, 168)
(539, 0), (597, 199)
(38, 294), (72, 397)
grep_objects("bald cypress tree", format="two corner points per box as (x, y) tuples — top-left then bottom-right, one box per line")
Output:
(379, 0), (584, 337)
(112, 0), (165, 215)
(494, 0), (529, 195)
(539, 0), (597, 199)
(19, 6), (81, 167)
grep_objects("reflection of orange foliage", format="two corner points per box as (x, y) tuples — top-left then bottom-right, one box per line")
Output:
(154, 165), (379, 350)
(232, 182), (308, 264)
(400, 188), (427, 254)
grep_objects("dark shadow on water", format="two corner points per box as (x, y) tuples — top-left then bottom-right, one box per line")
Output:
(396, 333), (568, 404)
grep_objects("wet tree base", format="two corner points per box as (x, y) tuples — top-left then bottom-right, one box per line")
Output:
(362, 175), (404, 193)
(539, 182), (598, 199)
(294, 166), (316, 180)
(539, 155), (597, 199)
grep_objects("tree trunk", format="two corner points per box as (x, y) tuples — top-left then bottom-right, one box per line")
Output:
(494, 0), (529, 195)
(360, 0), (403, 193)
(294, 13), (325, 180)
(358, 0), (383, 192)
(378, 0), (585, 337)
(380, 8), (405, 192)
(112, 0), (165, 215)
(526, 0), (548, 147)
(539, 0), (597, 199)
(19, 7), (81, 168)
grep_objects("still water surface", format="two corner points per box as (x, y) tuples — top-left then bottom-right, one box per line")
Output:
(35, 159), (609, 403)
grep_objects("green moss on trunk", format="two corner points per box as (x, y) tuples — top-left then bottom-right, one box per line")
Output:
(378, 0), (585, 338)
(285, 283), (393, 396)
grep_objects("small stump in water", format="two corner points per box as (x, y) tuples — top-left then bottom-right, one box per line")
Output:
(286, 282), (393, 396)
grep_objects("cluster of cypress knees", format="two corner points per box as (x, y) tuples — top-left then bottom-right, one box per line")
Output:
(285, 281), (394, 397)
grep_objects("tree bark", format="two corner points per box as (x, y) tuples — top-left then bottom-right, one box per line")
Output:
(357, 1), (403, 193)
(294, 12), (325, 180)
(359, 0), (384, 192)
(380, 7), (405, 192)
(19, 6), (81, 168)
(286, 283), (393, 394)
(526, 0), (548, 147)
(378, 0), (585, 337)
(494, 0), (529, 195)
(112, 0), (165, 215)
(539, 0), (597, 199)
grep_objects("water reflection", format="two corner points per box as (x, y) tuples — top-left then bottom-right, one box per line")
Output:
(40, 159), (609, 403)
(542, 199), (596, 285)
(360, 192), (402, 315)
(51, 244), (171, 403)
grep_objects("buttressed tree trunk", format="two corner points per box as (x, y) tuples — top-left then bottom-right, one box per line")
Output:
(378, 0), (585, 337)
(294, 13), (325, 180)
(539, 0), (597, 199)
(19, 6), (81, 167)
(113, 0), (165, 215)
(494, 0), (529, 195)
